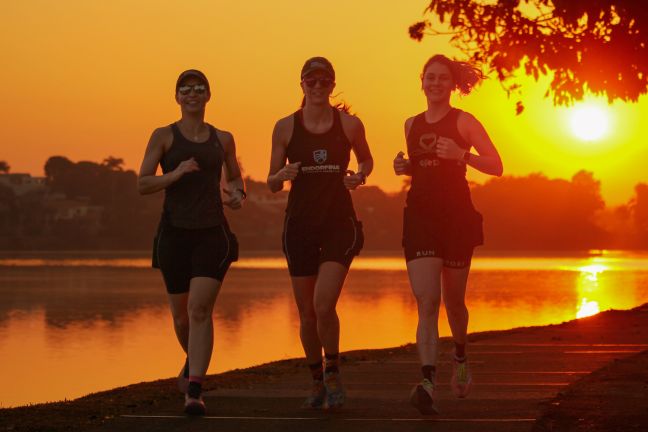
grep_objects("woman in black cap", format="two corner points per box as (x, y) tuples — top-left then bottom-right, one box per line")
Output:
(394, 54), (502, 414)
(138, 69), (245, 415)
(267, 57), (373, 409)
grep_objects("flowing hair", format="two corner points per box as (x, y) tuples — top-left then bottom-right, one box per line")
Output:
(422, 55), (485, 95)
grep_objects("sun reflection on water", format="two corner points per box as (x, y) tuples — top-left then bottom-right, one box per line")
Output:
(576, 298), (601, 318)
(575, 262), (608, 318)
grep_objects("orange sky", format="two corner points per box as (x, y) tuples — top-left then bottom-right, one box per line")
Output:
(1, 0), (646, 205)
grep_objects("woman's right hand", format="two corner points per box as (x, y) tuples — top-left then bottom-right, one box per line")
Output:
(275, 161), (301, 182)
(393, 151), (410, 175)
(172, 157), (200, 180)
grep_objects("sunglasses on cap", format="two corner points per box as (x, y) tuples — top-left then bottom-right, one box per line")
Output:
(177, 84), (207, 95)
(302, 78), (334, 88)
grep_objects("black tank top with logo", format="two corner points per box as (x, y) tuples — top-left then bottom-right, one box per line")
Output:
(406, 108), (475, 215)
(159, 123), (225, 229)
(285, 108), (355, 225)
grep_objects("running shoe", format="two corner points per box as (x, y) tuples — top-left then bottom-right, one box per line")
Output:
(177, 358), (189, 394)
(184, 394), (206, 416)
(451, 358), (472, 398)
(302, 379), (326, 409)
(323, 371), (346, 409)
(409, 378), (438, 415)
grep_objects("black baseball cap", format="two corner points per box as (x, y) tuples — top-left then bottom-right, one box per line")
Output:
(175, 69), (210, 93)
(300, 57), (335, 80)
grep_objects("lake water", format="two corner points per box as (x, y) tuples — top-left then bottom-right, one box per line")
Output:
(1, 251), (647, 408)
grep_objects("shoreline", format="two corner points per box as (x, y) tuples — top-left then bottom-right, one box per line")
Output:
(2, 304), (646, 432)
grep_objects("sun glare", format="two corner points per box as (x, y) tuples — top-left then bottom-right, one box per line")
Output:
(576, 298), (601, 318)
(569, 104), (610, 141)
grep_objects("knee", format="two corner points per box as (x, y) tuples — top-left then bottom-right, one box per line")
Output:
(188, 303), (212, 323)
(299, 310), (317, 329)
(172, 314), (190, 330)
(416, 296), (441, 318)
(314, 303), (335, 321)
(445, 299), (467, 315)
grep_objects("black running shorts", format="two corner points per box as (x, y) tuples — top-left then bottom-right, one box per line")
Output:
(402, 206), (482, 268)
(153, 224), (238, 294)
(283, 216), (364, 277)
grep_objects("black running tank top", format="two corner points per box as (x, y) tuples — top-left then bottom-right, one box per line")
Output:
(406, 108), (474, 212)
(160, 123), (225, 228)
(285, 108), (355, 225)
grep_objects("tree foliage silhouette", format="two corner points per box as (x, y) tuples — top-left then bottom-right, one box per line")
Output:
(410, 0), (647, 112)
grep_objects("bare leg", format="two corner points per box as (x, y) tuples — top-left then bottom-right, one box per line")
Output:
(187, 277), (221, 378)
(406, 258), (443, 367)
(441, 266), (471, 350)
(443, 265), (473, 398)
(167, 292), (190, 353)
(313, 262), (348, 356)
(291, 275), (322, 364)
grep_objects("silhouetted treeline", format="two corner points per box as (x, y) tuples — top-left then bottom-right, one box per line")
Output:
(0, 157), (646, 251)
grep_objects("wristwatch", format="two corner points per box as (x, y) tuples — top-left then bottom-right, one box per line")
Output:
(462, 151), (472, 163)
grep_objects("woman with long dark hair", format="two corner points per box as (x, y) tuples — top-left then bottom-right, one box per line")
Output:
(394, 55), (502, 414)
(138, 69), (245, 415)
(267, 57), (373, 409)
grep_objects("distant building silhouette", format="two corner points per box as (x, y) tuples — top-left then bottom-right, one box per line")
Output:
(0, 173), (46, 196)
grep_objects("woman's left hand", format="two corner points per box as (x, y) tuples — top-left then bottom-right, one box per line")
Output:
(343, 171), (364, 190)
(223, 188), (244, 210)
(436, 137), (464, 160)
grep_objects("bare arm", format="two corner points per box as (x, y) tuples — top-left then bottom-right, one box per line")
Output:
(267, 117), (300, 193)
(351, 116), (373, 176)
(137, 127), (199, 195)
(458, 112), (503, 177)
(341, 114), (373, 190)
(393, 117), (414, 176)
(219, 130), (245, 210)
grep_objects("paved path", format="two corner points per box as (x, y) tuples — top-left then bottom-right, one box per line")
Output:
(88, 305), (648, 432)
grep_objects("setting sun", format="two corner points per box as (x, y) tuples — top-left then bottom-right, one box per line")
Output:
(569, 104), (610, 141)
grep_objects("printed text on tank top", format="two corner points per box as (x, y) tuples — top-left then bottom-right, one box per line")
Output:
(296, 109), (347, 176)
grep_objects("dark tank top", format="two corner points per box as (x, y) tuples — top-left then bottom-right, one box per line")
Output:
(285, 108), (355, 225)
(159, 123), (225, 229)
(406, 108), (475, 214)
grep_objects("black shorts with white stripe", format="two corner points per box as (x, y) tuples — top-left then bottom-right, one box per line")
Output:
(282, 216), (364, 277)
(154, 223), (238, 293)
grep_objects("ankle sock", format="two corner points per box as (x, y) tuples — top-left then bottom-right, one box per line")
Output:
(324, 353), (339, 374)
(422, 364), (436, 382)
(455, 343), (466, 359)
(187, 376), (203, 398)
(308, 360), (324, 381)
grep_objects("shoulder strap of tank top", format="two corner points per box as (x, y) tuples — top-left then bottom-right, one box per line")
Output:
(292, 110), (305, 135)
(170, 122), (182, 140)
(407, 112), (426, 142)
(207, 124), (224, 152)
(332, 107), (343, 132)
(449, 107), (462, 123)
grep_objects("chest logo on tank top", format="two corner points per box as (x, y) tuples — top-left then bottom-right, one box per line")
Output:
(302, 148), (340, 174)
(313, 149), (327, 164)
(410, 133), (441, 168)
(419, 133), (438, 154)
(410, 133), (439, 157)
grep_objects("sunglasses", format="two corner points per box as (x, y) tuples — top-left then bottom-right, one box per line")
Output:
(177, 84), (207, 95)
(302, 78), (334, 88)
